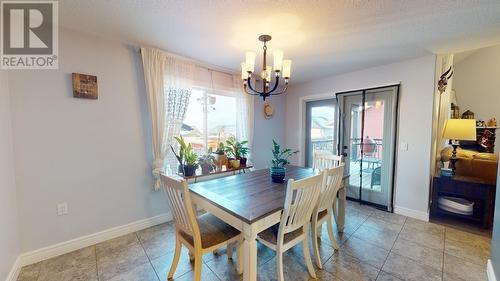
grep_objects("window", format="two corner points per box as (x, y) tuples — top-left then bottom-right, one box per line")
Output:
(181, 89), (237, 155)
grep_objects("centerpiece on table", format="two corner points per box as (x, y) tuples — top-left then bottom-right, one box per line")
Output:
(270, 140), (298, 183)
(171, 136), (199, 177)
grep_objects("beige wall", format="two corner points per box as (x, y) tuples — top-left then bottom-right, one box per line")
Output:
(0, 70), (20, 279)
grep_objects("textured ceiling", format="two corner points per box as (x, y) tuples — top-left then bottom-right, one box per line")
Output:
(60, 0), (500, 83)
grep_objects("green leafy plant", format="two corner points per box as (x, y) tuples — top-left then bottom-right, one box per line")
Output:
(271, 139), (298, 168)
(199, 148), (216, 173)
(214, 142), (225, 155)
(172, 135), (198, 170)
(225, 136), (249, 159)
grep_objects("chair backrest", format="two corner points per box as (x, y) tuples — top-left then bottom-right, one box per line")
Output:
(278, 173), (323, 237)
(313, 151), (343, 171)
(316, 164), (345, 212)
(160, 174), (201, 244)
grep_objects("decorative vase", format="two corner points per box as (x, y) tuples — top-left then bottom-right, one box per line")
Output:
(183, 165), (197, 177)
(270, 167), (286, 183)
(240, 157), (247, 166)
(230, 159), (240, 169)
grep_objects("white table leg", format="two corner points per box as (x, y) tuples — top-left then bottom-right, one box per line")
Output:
(243, 224), (257, 281)
(337, 186), (346, 233)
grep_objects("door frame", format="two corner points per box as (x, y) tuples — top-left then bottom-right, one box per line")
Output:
(304, 98), (337, 167)
(335, 84), (400, 212)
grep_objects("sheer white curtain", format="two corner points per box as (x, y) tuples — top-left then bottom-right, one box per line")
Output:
(233, 75), (255, 163)
(141, 47), (194, 190)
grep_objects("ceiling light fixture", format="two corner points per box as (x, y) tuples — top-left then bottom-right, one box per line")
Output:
(241, 35), (292, 101)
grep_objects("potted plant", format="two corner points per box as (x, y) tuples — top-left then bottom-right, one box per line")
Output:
(171, 136), (187, 174)
(214, 142), (227, 169)
(199, 148), (216, 175)
(270, 139), (298, 183)
(225, 136), (242, 169)
(183, 146), (199, 177)
(239, 141), (249, 166)
(171, 136), (198, 176)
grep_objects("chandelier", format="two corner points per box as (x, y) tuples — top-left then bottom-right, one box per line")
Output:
(241, 35), (292, 101)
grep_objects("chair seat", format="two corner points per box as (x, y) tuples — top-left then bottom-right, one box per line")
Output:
(180, 213), (240, 249)
(257, 224), (304, 245)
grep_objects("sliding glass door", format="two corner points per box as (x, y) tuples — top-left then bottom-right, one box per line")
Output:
(305, 99), (337, 167)
(337, 85), (399, 210)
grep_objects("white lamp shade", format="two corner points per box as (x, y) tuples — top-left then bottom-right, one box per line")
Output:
(282, 59), (292, 78)
(273, 50), (283, 71)
(240, 62), (247, 80)
(442, 119), (477, 141)
(245, 52), (256, 73)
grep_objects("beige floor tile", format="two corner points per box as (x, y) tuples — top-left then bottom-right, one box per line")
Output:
(443, 253), (487, 281)
(445, 238), (490, 266)
(137, 223), (177, 260)
(376, 271), (404, 281)
(352, 224), (399, 250)
(37, 246), (96, 281)
(97, 241), (150, 281)
(257, 249), (318, 281)
(446, 227), (491, 250)
(398, 224), (444, 251)
(95, 233), (139, 258)
(362, 216), (404, 233)
(173, 264), (220, 281)
(341, 236), (390, 269)
(105, 262), (159, 281)
(38, 262), (98, 281)
(205, 253), (242, 281)
(391, 237), (443, 270)
(382, 252), (442, 281)
(370, 210), (407, 226)
(151, 247), (197, 280)
(404, 218), (445, 235)
(322, 251), (380, 281)
(315, 269), (344, 280)
(16, 263), (41, 281)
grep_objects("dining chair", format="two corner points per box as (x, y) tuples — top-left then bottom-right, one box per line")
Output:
(256, 173), (323, 281)
(312, 150), (343, 171)
(311, 164), (345, 268)
(160, 174), (243, 281)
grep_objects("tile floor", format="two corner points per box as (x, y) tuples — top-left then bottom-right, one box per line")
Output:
(17, 201), (490, 281)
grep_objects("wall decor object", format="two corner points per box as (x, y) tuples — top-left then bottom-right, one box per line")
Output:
(461, 110), (474, 119)
(72, 73), (98, 99)
(487, 118), (497, 127)
(264, 102), (274, 119)
(450, 103), (460, 119)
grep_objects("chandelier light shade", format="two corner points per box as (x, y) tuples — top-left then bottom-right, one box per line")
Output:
(241, 35), (292, 101)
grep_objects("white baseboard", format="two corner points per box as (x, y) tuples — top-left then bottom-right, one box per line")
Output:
(5, 256), (21, 281)
(488, 259), (497, 281)
(394, 206), (429, 221)
(18, 212), (171, 267)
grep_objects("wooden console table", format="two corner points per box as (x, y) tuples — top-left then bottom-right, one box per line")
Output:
(431, 175), (496, 228)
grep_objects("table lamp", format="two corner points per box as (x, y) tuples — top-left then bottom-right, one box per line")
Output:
(442, 119), (477, 175)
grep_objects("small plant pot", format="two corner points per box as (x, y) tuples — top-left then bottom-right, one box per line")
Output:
(183, 165), (198, 177)
(200, 164), (212, 175)
(239, 157), (247, 166)
(270, 167), (286, 183)
(215, 154), (227, 168)
(230, 159), (240, 169)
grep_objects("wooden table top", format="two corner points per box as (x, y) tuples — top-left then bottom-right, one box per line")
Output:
(189, 165), (318, 224)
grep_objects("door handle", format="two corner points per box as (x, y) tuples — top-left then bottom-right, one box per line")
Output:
(342, 153), (348, 157)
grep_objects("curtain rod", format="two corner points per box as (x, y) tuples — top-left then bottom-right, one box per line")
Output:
(138, 47), (237, 76)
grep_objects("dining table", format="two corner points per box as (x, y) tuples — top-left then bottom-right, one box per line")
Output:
(189, 165), (347, 281)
